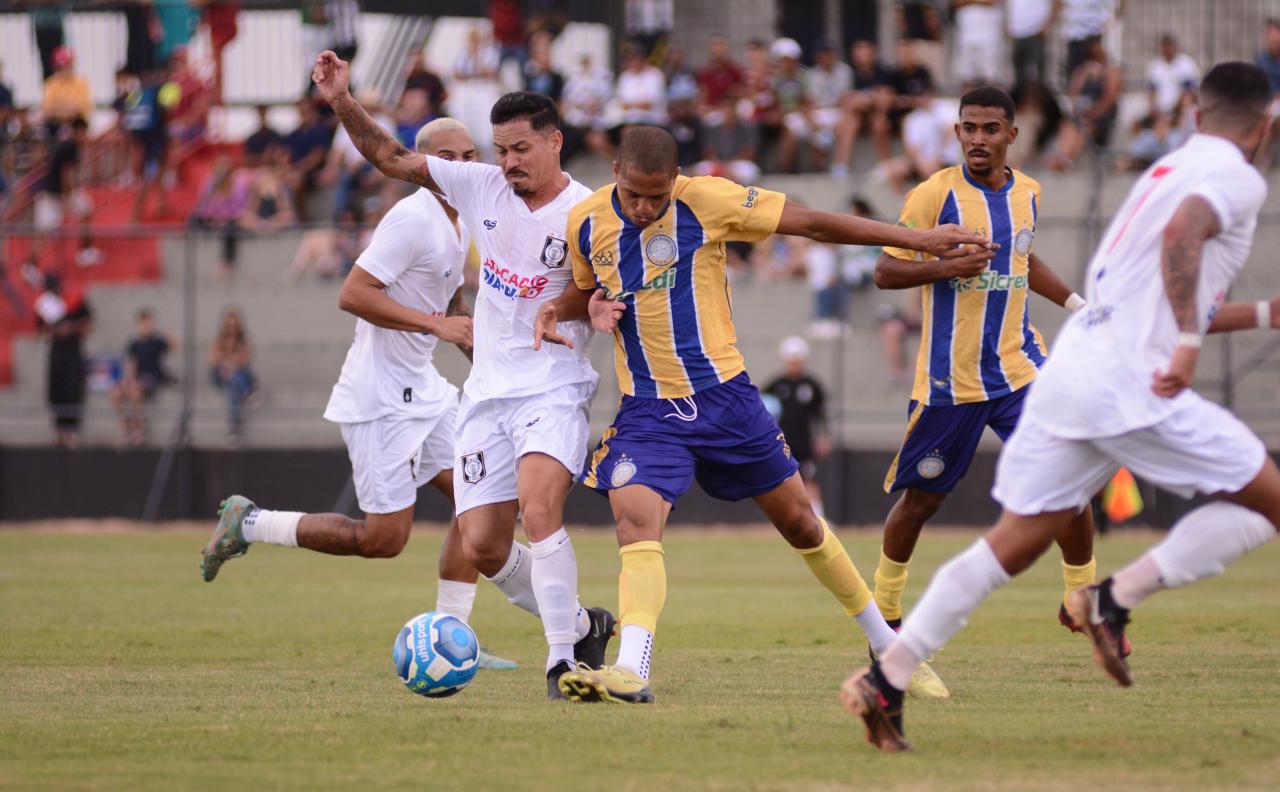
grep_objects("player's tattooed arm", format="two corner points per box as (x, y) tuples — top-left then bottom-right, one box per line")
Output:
(1160, 195), (1221, 335)
(1152, 195), (1222, 398)
(313, 50), (440, 191)
(1206, 298), (1280, 333)
(446, 288), (474, 360)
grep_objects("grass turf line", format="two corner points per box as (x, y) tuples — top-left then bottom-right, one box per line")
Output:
(0, 528), (1277, 791)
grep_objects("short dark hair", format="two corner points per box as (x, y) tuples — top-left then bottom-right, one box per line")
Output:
(489, 91), (560, 131)
(618, 125), (678, 175)
(137, 308), (153, 321)
(959, 85), (1016, 123)
(1199, 61), (1272, 128)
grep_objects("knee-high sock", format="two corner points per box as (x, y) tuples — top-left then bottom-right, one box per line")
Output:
(435, 579), (478, 622)
(1061, 557), (1096, 607)
(873, 549), (910, 622)
(797, 521), (898, 653)
(880, 539), (1011, 691)
(616, 540), (666, 679)
(1112, 502), (1275, 610)
(529, 528), (581, 670)
(484, 542), (540, 617)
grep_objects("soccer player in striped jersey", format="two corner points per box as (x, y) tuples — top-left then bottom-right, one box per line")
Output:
(869, 88), (1100, 675)
(531, 125), (993, 704)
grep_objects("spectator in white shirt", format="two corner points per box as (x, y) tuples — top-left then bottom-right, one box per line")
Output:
(1146, 34), (1199, 120)
(952, 0), (1003, 87)
(781, 40), (851, 173)
(1008, 0), (1056, 90)
(560, 53), (614, 164)
(613, 43), (667, 126)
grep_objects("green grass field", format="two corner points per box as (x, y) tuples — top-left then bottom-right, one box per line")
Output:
(1, 525), (1277, 790)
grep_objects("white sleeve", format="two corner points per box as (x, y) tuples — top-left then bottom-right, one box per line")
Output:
(354, 203), (419, 286)
(1190, 164), (1267, 232)
(425, 157), (501, 218)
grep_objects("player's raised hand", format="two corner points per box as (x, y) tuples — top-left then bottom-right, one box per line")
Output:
(1152, 344), (1199, 398)
(429, 315), (473, 349)
(533, 302), (574, 350)
(937, 244), (994, 279)
(919, 224), (997, 259)
(311, 50), (351, 104)
(588, 289), (626, 334)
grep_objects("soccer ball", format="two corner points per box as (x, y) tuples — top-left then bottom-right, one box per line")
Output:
(392, 611), (480, 698)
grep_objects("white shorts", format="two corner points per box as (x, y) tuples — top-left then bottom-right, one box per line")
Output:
(783, 107), (843, 146)
(339, 404), (457, 515)
(993, 396), (1268, 516)
(453, 380), (596, 516)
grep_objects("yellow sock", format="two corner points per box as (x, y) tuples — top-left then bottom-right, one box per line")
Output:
(1062, 557), (1097, 607)
(873, 550), (911, 623)
(796, 520), (874, 616)
(619, 541), (667, 634)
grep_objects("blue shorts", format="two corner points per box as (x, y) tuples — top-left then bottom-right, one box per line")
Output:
(884, 385), (1029, 494)
(581, 372), (800, 505)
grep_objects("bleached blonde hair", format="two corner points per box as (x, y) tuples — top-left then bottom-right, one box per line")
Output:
(415, 117), (469, 153)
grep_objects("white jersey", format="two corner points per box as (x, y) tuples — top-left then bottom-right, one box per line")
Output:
(323, 188), (467, 424)
(1029, 133), (1267, 438)
(426, 157), (597, 401)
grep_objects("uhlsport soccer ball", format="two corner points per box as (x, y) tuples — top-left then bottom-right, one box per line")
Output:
(392, 611), (480, 697)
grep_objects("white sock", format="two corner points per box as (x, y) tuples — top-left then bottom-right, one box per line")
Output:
(1141, 502), (1275, 598)
(483, 542), (540, 617)
(529, 527), (581, 671)
(1109, 556), (1163, 611)
(435, 579), (477, 622)
(856, 600), (899, 655)
(616, 624), (654, 680)
(241, 509), (301, 547)
(881, 539), (1011, 691)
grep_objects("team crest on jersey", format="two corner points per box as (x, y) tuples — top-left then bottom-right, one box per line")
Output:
(1014, 228), (1034, 257)
(917, 452), (945, 480)
(644, 234), (678, 267)
(610, 455), (637, 487)
(461, 451), (487, 484)
(541, 235), (568, 269)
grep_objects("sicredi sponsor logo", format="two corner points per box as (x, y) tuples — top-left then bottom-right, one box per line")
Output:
(949, 271), (1029, 293)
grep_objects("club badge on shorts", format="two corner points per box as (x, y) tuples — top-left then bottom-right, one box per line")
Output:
(644, 233), (677, 267)
(610, 455), (637, 487)
(541, 235), (568, 269)
(917, 452), (945, 480)
(461, 451), (487, 484)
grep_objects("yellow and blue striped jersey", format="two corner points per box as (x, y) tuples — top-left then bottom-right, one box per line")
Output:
(569, 175), (787, 399)
(884, 165), (1048, 406)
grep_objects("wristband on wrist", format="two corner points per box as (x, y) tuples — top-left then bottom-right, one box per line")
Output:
(1065, 293), (1086, 313)
(1176, 332), (1203, 349)
(1258, 301), (1272, 329)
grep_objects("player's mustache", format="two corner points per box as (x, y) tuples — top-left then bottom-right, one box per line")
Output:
(505, 169), (528, 178)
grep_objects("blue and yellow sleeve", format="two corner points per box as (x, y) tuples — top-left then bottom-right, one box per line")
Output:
(685, 176), (787, 243)
(568, 208), (597, 292)
(883, 182), (942, 262)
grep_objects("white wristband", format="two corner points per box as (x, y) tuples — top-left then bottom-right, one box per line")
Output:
(1258, 300), (1271, 329)
(1176, 332), (1203, 348)
(1064, 293), (1086, 313)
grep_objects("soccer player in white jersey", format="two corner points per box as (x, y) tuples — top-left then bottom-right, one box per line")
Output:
(200, 119), (518, 668)
(843, 62), (1280, 752)
(309, 51), (615, 699)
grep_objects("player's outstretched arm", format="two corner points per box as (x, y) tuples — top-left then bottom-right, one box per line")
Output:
(1027, 253), (1085, 311)
(312, 50), (440, 191)
(338, 265), (473, 347)
(1152, 195), (1221, 397)
(533, 286), (624, 349)
(872, 248), (995, 290)
(775, 200), (993, 257)
(1207, 297), (1280, 333)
